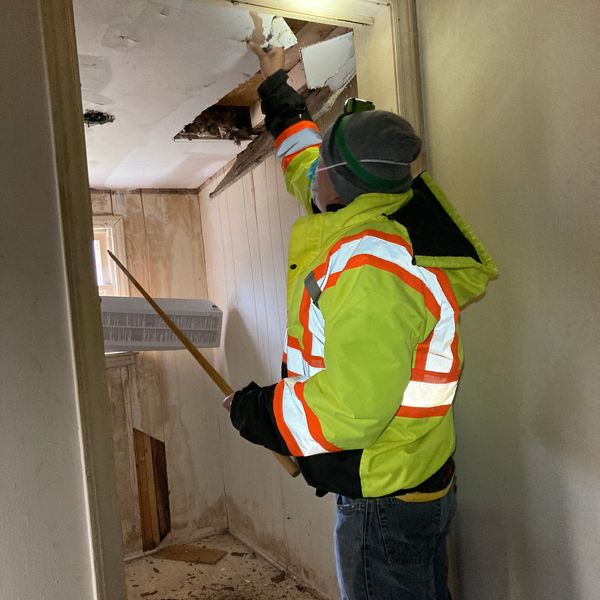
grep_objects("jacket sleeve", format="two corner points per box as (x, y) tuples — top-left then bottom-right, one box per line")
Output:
(229, 382), (291, 455)
(230, 262), (435, 457)
(258, 69), (322, 213)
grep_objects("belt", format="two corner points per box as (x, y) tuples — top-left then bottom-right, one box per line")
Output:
(395, 477), (454, 503)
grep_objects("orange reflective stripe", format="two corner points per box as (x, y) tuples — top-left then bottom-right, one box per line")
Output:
(409, 369), (461, 384)
(274, 121), (320, 149)
(322, 254), (441, 320)
(315, 230), (413, 277)
(294, 382), (341, 453)
(396, 404), (452, 418)
(298, 294), (326, 368)
(281, 143), (321, 171)
(273, 382), (303, 456)
(287, 335), (303, 351)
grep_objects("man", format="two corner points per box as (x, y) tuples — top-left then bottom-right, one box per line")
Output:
(223, 42), (497, 600)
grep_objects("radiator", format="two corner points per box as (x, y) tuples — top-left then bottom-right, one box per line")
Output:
(101, 296), (222, 352)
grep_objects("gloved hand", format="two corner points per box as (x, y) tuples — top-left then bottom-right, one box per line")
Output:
(222, 393), (234, 412)
(223, 382), (261, 413)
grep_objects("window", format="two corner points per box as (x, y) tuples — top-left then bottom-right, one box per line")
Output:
(92, 216), (129, 296)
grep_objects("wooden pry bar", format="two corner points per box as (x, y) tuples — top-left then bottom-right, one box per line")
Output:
(107, 250), (300, 478)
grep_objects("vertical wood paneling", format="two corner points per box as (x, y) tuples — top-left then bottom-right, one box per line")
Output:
(95, 188), (227, 550)
(90, 190), (112, 215)
(264, 156), (290, 340)
(189, 196), (209, 298)
(241, 174), (271, 384)
(111, 190), (150, 295)
(105, 357), (143, 558)
(226, 180), (263, 385)
(252, 163), (286, 382)
(200, 156), (338, 598)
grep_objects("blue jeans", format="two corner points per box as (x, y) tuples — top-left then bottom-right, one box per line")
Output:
(334, 485), (456, 600)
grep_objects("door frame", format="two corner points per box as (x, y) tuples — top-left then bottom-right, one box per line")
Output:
(40, 1), (423, 597)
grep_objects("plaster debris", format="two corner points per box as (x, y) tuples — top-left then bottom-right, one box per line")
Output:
(125, 532), (320, 600)
(301, 31), (356, 91)
(249, 12), (297, 49)
(263, 15), (298, 48)
(154, 543), (227, 565)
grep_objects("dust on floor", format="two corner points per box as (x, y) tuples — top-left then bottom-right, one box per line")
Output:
(125, 531), (322, 600)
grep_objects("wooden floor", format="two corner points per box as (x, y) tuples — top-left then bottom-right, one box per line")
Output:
(125, 532), (323, 600)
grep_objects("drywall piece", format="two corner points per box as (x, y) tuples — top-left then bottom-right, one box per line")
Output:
(72, 0), (295, 188)
(263, 15), (298, 48)
(301, 31), (355, 91)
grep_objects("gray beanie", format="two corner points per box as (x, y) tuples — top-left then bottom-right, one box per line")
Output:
(321, 110), (422, 205)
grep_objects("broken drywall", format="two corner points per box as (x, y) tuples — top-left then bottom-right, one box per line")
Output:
(73, 0), (296, 188)
(301, 31), (355, 91)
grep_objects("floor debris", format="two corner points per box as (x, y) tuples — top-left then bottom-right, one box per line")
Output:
(126, 532), (320, 600)
(154, 544), (227, 565)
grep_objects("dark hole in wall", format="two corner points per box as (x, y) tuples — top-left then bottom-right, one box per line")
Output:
(174, 105), (255, 145)
(83, 109), (115, 127)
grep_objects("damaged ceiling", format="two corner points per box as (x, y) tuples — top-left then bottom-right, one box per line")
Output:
(73, 0), (301, 190)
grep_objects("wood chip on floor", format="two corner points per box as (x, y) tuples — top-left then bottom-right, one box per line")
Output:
(125, 531), (322, 600)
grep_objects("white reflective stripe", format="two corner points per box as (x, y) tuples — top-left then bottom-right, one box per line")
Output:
(414, 269), (456, 373)
(286, 344), (323, 377)
(307, 303), (325, 358)
(311, 234), (457, 374)
(401, 380), (458, 408)
(281, 377), (329, 456)
(276, 128), (322, 160)
(286, 345), (305, 375)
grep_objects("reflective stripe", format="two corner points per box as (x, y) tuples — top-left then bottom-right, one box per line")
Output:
(306, 231), (460, 380)
(400, 380), (457, 409)
(285, 336), (323, 378)
(282, 144), (320, 170)
(274, 121), (319, 148)
(275, 122), (322, 170)
(276, 378), (339, 456)
(276, 229), (462, 453)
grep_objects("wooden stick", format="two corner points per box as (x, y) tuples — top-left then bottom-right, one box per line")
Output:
(107, 250), (300, 478)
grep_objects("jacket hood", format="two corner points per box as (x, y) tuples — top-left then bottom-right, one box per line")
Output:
(387, 171), (498, 307)
(319, 171), (498, 308)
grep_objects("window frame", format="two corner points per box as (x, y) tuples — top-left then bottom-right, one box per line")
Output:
(92, 215), (129, 296)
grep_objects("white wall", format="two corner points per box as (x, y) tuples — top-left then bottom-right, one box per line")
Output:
(0, 2), (107, 599)
(417, 1), (600, 598)
(199, 158), (339, 599)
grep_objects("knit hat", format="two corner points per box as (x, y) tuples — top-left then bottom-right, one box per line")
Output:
(320, 110), (422, 205)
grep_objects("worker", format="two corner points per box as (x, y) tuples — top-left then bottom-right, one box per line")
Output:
(223, 42), (498, 600)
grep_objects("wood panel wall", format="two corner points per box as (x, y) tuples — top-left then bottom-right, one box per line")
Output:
(92, 189), (227, 556)
(198, 85), (356, 599)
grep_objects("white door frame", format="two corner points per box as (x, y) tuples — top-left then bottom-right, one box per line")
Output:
(40, 1), (422, 597)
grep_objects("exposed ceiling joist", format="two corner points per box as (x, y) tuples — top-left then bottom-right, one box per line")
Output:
(209, 84), (343, 198)
(208, 23), (354, 197)
(203, 0), (383, 26)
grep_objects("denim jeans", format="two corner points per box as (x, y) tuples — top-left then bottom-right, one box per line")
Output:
(334, 485), (456, 600)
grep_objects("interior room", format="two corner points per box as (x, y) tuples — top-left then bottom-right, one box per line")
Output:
(2, 1), (599, 599)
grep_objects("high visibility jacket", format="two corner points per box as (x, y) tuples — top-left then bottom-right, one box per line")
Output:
(230, 71), (497, 498)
